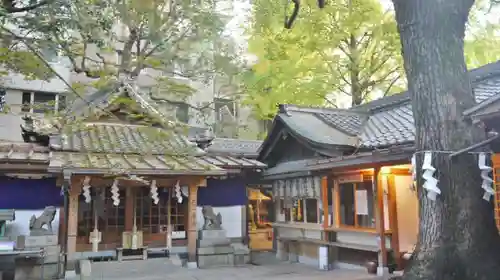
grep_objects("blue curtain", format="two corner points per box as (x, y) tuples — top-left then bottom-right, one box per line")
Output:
(197, 178), (247, 207)
(0, 177), (61, 209)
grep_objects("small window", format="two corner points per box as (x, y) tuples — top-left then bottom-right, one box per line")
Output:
(338, 181), (375, 229)
(58, 95), (66, 111)
(21, 92), (31, 112)
(33, 92), (56, 114)
(305, 199), (318, 223)
(214, 97), (236, 122)
(172, 102), (189, 123)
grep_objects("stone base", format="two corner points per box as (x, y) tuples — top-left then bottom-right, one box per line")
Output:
(186, 262), (198, 269)
(199, 230), (226, 240)
(198, 253), (234, 268)
(14, 262), (63, 280)
(16, 235), (58, 250)
(231, 244), (250, 266)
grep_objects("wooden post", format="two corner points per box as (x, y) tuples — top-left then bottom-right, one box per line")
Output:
(374, 167), (387, 268)
(67, 187), (80, 257)
(167, 187), (172, 249)
(387, 174), (401, 269)
(321, 176), (329, 240)
(187, 183), (198, 263)
(125, 187), (134, 231)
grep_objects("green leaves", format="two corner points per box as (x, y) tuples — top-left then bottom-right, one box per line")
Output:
(243, 0), (405, 116)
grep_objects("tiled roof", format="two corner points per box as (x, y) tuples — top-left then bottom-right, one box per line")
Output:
(267, 61), (500, 151)
(49, 123), (202, 156)
(261, 145), (414, 179)
(48, 152), (225, 175)
(276, 107), (360, 147)
(207, 138), (263, 157)
(200, 154), (266, 169)
(316, 111), (367, 136)
(0, 142), (50, 165)
(359, 103), (414, 147)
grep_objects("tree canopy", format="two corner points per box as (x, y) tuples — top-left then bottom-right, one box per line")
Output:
(242, 0), (500, 120)
(0, 0), (240, 119)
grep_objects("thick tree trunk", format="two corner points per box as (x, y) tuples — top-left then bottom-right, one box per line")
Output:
(392, 0), (500, 279)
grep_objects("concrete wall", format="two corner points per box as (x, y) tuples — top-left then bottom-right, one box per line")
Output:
(4, 208), (61, 241)
(196, 205), (245, 239)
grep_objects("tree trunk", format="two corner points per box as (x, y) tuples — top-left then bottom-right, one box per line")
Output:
(391, 0), (500, 279)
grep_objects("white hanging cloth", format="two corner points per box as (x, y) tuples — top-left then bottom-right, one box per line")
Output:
(410, 154), (417, 181)
(421, 152), (440, 201)
(150, 180), (159, 205)
(174, 181), (183, 203)
(82, 176), (92, 203)
(110, 179), (120, 206)
(478, 153), (495, 201)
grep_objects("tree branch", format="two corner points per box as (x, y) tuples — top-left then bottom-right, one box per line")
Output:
(4, 0), (50, 13)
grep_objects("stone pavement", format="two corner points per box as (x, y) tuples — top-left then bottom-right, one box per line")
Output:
(90, 258), (381, 280)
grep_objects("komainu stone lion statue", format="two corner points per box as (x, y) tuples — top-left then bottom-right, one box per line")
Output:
(202, 206), (222, 230)
(29, 206), (56, 234)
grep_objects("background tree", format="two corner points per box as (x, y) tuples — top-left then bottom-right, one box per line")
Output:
(1, 0), (239, 123)
(392, 0), (500, 279)
(243, 0), (500, 122)
(242, 0), (404, 120)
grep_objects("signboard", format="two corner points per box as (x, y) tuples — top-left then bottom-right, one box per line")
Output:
(355, 190), (369, 215)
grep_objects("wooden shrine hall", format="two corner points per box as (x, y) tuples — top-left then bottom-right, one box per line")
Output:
(16, 82), (253, 262)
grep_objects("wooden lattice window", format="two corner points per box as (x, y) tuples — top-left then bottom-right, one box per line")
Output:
(136, 189), (167, 234)
(76, 188), (125, 238)
(169, 196), (187, 233)
(105, 188), (126, 233)
(77, 190), (95, 238)
(135, 189), (186, 235)
(492, 154), (500, 230)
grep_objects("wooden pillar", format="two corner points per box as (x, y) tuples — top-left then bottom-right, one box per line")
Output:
(374, 167), (387, 267)
(125, 187), (134, 231)
(387, 174), (401, 269)
(321, 176), (329, 240)
(67, 180), (81, 257)
(187, 183), (198, 262)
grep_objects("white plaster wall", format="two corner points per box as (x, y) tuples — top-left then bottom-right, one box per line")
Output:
(0, 62), (70, 94)
(196, 205), (243, 238)
(4, 208), (61, 241)
(394, 175), (418, 252)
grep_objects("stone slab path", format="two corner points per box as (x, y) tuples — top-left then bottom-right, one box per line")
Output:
(90, 258), (381, 280)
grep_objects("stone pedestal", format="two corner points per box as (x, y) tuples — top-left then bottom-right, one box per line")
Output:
(15, 234), (61, 280)
(231, 243), (250, 266)
(197, 230), (234, 268)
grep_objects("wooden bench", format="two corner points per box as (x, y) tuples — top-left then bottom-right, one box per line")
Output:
(278, 237), (378, 252)
(116, 247), (148, 262)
